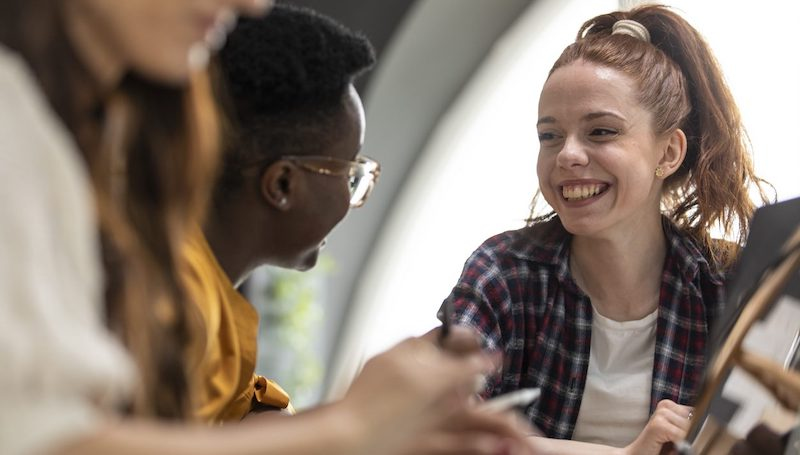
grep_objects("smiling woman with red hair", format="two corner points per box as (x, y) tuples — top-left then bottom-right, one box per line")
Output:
(442, 4), (770, 454)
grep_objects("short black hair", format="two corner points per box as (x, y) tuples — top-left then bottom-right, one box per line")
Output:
(213, 3), (376, 199)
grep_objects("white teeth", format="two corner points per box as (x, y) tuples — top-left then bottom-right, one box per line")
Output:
(562, 184), (605, 201)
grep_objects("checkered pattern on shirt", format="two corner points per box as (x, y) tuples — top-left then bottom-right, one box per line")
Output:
(441, 218), (726, 440)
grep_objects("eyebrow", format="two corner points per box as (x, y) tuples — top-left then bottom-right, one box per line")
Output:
(584, 111), (625, 122)
(536, 116), (556, 126)
(536, 111), (626, 126)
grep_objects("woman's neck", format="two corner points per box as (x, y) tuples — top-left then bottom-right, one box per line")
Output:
(570, 215), (667, 321)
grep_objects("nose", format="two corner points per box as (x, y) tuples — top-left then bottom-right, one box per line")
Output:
(229, 0), (273, 17)
(555, 136), (589, 169)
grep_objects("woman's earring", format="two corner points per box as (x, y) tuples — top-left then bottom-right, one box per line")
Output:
(278, 197), (288, 207)
(655, 166), (664, 178)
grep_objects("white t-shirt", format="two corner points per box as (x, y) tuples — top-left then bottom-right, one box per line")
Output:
(0, 45), (135, 455)
(571, 305), (658, 448)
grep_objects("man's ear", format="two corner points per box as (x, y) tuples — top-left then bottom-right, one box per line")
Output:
(657, 128), (687, 178)
(259, 161), (297, 211)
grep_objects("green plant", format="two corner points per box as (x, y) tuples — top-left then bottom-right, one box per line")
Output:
(249, 255), (335, 409)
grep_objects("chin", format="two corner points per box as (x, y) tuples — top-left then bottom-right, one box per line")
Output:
(292, 249), (320, 272)
(135, 49), (196, 86)
(557, 214), (605, 238)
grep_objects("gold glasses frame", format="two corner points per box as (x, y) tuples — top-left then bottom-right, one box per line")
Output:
(280, 155), (381, 208)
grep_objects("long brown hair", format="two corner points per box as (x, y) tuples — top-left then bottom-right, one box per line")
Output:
(0, 0), (219, 418)
(529, 4), (771, 269)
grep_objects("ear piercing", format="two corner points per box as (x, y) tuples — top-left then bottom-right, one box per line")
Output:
(655, 166), (664, 178)
(278, 197), (288, 207)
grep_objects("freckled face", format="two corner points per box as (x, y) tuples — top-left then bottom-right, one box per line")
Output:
(536, 61), (666, 239)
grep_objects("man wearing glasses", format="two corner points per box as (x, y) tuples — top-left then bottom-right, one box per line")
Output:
(182, 4), (379, 422)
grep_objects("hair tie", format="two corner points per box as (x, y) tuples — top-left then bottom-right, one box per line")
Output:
(611, 19), (650, 43)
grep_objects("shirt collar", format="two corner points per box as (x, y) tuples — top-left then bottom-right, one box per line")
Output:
(506, 216), (725, 287)
(661, 218), (726, 286)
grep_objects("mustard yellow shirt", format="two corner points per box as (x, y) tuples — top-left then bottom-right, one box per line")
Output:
(182, 227), (292, 423)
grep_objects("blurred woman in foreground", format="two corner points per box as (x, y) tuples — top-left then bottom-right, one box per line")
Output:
(0, 1), (531, 454)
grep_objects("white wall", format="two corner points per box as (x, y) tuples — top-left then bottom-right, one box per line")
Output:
(328, 0), (615, 397)
(663, 0), (800, 202)
(331, 0), (800, 395)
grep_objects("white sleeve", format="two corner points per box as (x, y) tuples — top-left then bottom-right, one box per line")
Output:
(0, 47), (136, 455)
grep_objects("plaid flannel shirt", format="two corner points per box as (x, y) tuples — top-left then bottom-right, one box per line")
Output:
(442, 217), (725, 439)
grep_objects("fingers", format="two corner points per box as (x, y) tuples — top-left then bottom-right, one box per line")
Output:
(648, 414), (684, 444)
(408, 413), (534, 455)
(432, 326), (503, 373)
(415, 335), (495, 378)
(373, 336), (495, 406)
(418, 326), (502, 388)
(654, 400), (692, 423)
(441, 325), (483, 354)
(629, 400), (695, 454)
(441, 407), (533, 437)
(405, 395), (535, 455)
(423, 325), (483, 354)
(655, 399), (692, 416)
(652, 400), (693, 442)
(409, 433), (515, 455)
(347, 335), (528, 455)
(657, 402), (692, 434)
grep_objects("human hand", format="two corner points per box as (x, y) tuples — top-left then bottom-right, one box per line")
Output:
(394, 407), (536, 455)
(623, 400), (693, 455)
(422, 325), (500, 395)
(342, 327), (530, 454)
(422, 324), (484, 353)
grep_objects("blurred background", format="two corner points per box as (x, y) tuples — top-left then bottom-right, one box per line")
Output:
(244, 0), (800, 409)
